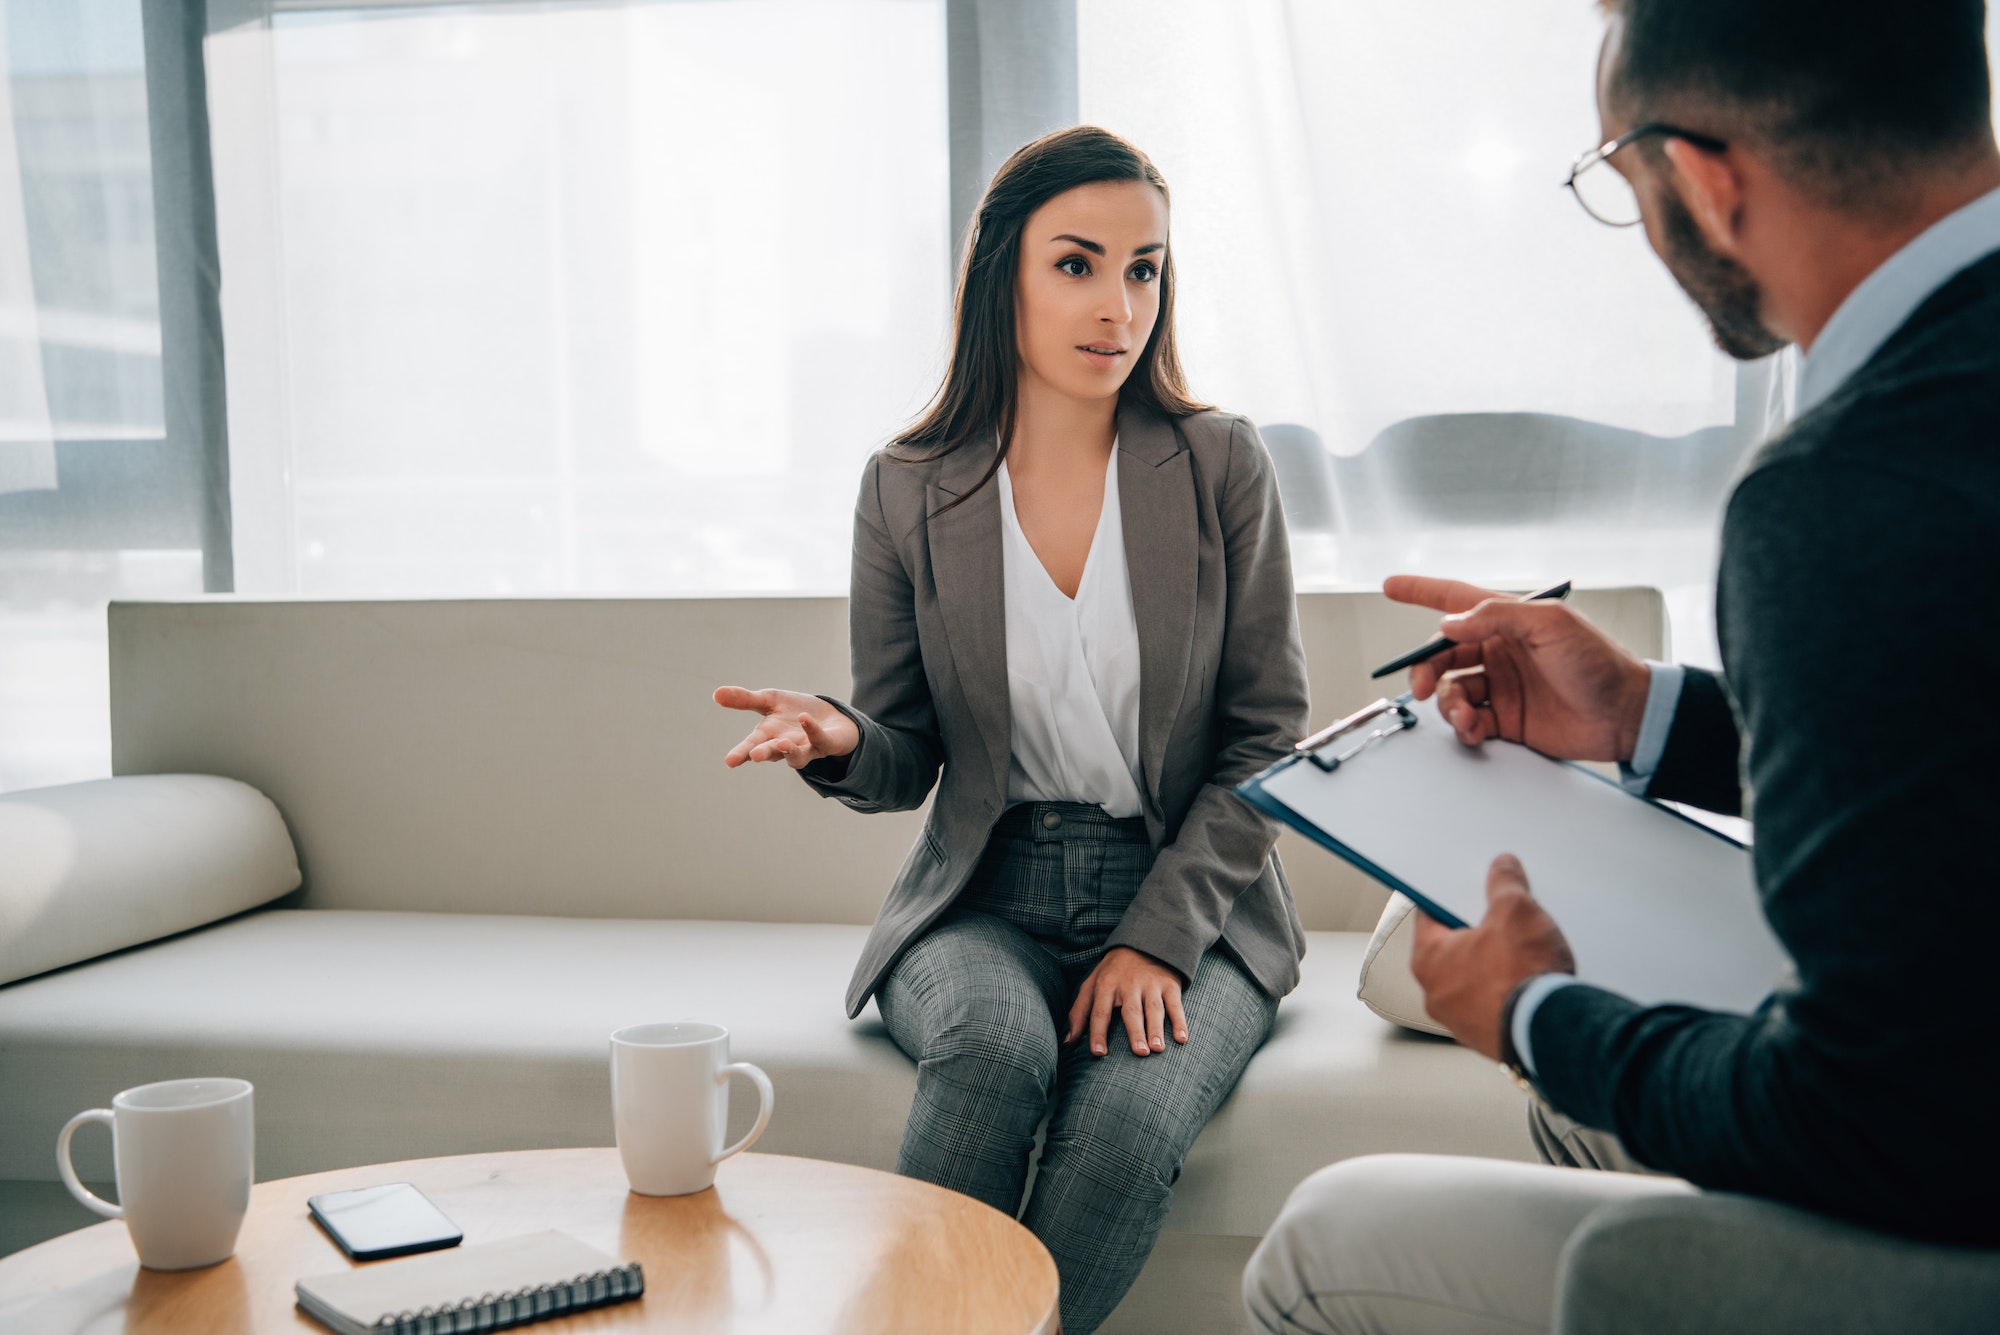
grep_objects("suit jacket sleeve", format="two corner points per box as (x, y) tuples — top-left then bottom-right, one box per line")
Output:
(1526, 443), (2000, 1241)
(797, 453), (944, 813)
(1104, 418), (1311, 981)
(1643, 666), (1745, 815)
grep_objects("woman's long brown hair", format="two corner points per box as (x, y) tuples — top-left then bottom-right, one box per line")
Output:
(892, 126), (1208, 509)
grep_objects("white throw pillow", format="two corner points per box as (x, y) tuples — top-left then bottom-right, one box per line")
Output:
(0, 775), (301, 986)
(1355, 892), (1452, 1037)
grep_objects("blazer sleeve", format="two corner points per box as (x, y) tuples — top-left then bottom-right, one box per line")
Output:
(797, 453), (944, 813)
(1642, 666), (1745, 815)
(1104, 418), (1311, 981)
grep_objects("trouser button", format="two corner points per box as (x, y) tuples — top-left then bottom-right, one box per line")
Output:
(1041, 810), (1063, 830)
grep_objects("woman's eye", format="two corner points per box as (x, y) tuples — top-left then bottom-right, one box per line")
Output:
(1058, 256), (1091, 277)
(1129, 262), (1158, 283)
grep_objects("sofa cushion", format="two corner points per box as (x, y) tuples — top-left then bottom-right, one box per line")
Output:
(1356, 893), (1452, 1036)
(0, 776), (301, 987)
(0, 910), (1533, 1237)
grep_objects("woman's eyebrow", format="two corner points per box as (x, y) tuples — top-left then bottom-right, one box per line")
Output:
(1050, 234), (1167, 258)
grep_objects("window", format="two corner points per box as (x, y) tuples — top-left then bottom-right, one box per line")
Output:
(209, 0), (951, 597)
(0, 0), (197, 793)
(7, 2), (2000, 790)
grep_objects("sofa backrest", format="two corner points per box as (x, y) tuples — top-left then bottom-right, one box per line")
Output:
(108, 590), (1664, 931)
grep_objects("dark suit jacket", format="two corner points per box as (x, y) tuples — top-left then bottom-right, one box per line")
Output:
(1531, 249), (2000, 1246)
(801, 402), (1312, 1018)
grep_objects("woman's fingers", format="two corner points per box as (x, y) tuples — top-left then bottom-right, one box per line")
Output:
(1165, 988), (1189, 1044)
(1089, 982), (1117, 1057)
(724, 727), (773, 768)
(1121, 985), (1149, 1056)
(718, 686), (785, 766)
(712, 685), (770, 713)
(734, 719), (812, 765)
(754, 732), (806, 763)
(1065, 977), (1094, 1044)
(794, 712), (834, 768)
(1143, 989), (1167, 1053)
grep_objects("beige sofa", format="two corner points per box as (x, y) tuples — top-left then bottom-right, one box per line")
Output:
(0, 589), (1664, 1333)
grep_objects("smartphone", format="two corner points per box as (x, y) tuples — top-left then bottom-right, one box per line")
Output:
(307, 1182), (463, 1261)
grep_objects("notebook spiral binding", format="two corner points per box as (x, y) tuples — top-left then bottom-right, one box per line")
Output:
(367, 1263), (645, 1335)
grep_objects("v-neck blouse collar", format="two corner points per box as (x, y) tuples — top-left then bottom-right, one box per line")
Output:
(996, 442), (1120, 602)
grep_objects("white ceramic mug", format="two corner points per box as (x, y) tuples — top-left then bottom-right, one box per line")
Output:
(610, 1021), (774, 1196)
(56, 1077), (255, 1271)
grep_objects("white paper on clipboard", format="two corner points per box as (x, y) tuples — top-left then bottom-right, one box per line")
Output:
(1244, 696), (1792, 1014)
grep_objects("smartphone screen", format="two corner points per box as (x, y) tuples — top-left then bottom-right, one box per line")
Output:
(308, 1182), (463, 1261)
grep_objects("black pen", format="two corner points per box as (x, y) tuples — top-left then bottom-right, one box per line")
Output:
(1368, 580), (1573, 680)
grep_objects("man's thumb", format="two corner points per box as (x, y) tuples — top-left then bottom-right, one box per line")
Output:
(1486, 853), (1530, 903)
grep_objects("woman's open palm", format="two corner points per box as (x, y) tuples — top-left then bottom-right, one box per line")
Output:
(714, 686), (860, 770)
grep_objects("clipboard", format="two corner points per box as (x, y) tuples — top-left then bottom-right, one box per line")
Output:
(1239, 694), (1793, 1014)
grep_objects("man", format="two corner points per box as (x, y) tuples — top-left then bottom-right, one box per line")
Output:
(1244, 1), (2000, 1330)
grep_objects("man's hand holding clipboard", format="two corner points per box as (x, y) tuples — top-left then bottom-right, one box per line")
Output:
(1236, 575), (1786, 1069)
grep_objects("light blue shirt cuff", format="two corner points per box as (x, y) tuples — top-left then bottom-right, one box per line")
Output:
(1618, 662), (1686, 795)
(1511, 972), (1581, 1079)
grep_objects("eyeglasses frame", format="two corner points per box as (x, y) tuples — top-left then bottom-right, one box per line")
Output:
(1565, 121), (1730, 227)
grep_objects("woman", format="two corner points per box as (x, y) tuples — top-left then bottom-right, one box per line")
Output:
(714, 126), (1308, 1333)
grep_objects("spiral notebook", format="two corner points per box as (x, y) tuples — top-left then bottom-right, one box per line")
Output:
(1239, 693), (1792, 1014)
(296, 1230), (643, 1335)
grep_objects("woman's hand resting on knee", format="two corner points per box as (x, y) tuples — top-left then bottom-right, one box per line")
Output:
(714, 686), (860, 769)
(1066, 947), (1190, 1058)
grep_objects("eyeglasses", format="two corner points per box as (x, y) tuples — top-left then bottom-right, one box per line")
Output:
(1565, 122), (1728, 227)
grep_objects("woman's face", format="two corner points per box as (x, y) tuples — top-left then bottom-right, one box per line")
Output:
(1014, 180), (1169, 407)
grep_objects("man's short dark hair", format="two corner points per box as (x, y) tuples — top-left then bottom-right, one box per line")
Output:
(1605, 1), (1994, 208)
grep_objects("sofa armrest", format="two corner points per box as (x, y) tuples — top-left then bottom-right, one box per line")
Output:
(1555, 1192), (2000, 1335)
(0, 775), (301, 986)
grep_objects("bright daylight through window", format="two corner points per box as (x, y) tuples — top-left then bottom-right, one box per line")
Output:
(0, 0), (178, 794)
(214, 0), (951, 599)
(6, 0), (2000, 790)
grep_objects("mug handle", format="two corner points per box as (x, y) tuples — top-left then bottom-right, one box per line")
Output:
(57, 1109), (123, 1220)
(711, 1062), (774, 1164)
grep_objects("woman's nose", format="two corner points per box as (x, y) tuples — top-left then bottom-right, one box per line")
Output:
(1097, 286), (1132, 324)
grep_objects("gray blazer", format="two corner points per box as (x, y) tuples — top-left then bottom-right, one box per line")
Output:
(803, 402), (1311, 1018)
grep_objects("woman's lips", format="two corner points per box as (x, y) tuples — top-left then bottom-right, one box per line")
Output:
(1077, 345), (1127, 370)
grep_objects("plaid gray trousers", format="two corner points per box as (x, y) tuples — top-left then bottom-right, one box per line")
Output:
(878, 801), (1278, 1335)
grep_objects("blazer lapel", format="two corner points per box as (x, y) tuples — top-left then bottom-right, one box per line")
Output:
(928, 439), (1011, 800)
(1118, 403), (1198, 810)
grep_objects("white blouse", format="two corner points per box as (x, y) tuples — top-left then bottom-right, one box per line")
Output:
(996, 445), (1146, 819)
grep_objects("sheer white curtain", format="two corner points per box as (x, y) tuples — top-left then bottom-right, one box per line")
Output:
(0, 27), (56, 495)
(0, 0), (182, 793)
(0, 0), (165, 491)
(1079, 0), (1804, 661)
(207, 0), (951, 598)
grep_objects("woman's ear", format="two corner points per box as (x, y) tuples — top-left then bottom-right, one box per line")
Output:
(1662, 137), (1747, 258)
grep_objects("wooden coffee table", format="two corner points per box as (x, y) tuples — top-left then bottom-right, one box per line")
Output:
(0, 1149), (1059, 1334)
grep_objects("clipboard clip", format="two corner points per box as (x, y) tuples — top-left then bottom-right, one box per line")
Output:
(1294, 697), (1418, 773)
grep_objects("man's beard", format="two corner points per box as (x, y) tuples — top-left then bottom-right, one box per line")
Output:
(1656, 187), (1790, 361)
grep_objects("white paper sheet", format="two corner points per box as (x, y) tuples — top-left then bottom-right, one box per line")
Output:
(1258, 697), (1791, 1013)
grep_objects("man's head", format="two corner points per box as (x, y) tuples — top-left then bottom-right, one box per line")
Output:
(1595, 1), (1998, 358)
